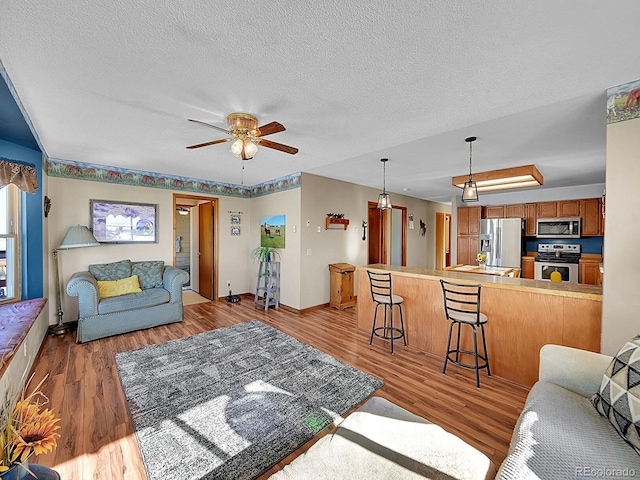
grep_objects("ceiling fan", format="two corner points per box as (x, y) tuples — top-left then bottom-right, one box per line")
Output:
(186, 113), (299, 160)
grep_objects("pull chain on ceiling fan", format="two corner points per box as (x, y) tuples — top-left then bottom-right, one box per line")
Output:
(186, 113), (298, 160)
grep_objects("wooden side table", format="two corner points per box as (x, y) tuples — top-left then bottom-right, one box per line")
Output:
(329, 263), (356, 310)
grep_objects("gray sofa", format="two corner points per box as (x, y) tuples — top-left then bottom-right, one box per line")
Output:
(496, 344), (640, 479)
(272, 345), (640, 479)
(67, 260), (189, 343)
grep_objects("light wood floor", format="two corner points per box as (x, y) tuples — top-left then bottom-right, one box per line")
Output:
(30, 298), (529, 479)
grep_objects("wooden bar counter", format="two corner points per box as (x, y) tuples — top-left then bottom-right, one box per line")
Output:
(357, 264), (602, 387)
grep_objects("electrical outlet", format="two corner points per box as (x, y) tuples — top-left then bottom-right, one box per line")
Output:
(292, 225), (296, 233)
(307, 249), (312, 256)
(226, 280), (231, 288)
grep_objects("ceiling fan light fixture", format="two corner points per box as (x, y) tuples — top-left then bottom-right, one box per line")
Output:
(176, 207), (189, 216)
(230, 138), (244, 157)
(377, 158), (392, 210)
(244, 140), (258, 158)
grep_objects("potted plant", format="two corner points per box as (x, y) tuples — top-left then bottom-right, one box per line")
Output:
(251, 246), (281, 263)
(0, 374), (60, 479)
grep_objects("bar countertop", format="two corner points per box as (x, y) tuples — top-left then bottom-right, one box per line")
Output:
(358, 264), (602, 301)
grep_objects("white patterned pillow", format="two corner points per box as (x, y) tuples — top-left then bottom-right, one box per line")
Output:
(592, 335), (640, 453)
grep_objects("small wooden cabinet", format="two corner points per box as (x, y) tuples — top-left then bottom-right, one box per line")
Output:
(580, 198), (603, 236)
(558, 200), (581, 217)
(537, 201), (558, 219)
(579, 258), (603, 285)
(457, 206), (481, 235)
(525, 203), (537, 236)
(505, 203), (525, 218)
(483, 205), (505, 218)
(329, 263), (356, 310)
(522, 256), (535, 279)
(456, 234), (479, 266)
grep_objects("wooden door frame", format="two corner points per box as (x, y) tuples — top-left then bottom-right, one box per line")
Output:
(367, 201), (407, 266)
(173, 193), (219, 299)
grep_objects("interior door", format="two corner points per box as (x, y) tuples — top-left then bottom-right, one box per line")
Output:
(368, 203), (384, 264)
(198, 201), (214, 300)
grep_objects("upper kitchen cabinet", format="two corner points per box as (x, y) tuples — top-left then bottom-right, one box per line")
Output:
(558, 200), (581, 217)
(504, 204), (525, 219)
(458, 206), (482, 235)
(483, 205), (505, 219)
(525, 203), (537, 236)
(580, 198), (604, 236)
(536, 201), (558, 218)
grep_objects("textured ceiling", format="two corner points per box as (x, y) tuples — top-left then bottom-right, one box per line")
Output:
(1, 1), (639, 202)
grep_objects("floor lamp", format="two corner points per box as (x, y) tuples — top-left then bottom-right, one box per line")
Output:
(49, 225), (100, 335)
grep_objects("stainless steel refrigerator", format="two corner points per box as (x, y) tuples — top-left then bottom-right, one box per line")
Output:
(478, 218), (524, 268)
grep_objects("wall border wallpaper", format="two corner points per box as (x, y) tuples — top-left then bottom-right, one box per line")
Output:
(46, 157), (300, 198)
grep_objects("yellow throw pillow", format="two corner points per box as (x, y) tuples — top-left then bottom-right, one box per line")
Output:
(97, 275), (142, 299)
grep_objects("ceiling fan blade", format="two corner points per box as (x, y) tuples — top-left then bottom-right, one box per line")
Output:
(256, 121), (286, 137)
(188, 118), (230, 134)
(258, 139), (299, 155)
(186, 138), (233, 149)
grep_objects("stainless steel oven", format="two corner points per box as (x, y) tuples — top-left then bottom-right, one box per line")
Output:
(534, 244), (580, 283)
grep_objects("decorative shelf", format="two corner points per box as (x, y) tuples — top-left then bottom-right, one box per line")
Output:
(325, 218), (349, 230)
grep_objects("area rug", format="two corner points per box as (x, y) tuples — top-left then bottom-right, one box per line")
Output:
(182, 289), (211, 306)
(115, 320), (383, 480)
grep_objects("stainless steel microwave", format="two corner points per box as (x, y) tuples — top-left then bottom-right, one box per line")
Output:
(536, 218), (581, 238)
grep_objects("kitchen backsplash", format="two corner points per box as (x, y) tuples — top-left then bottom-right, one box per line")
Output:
(525, 236), (604, 255)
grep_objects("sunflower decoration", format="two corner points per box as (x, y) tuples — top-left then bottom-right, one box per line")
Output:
(0, 375), (60, 473)
(476, 252), (488, 264)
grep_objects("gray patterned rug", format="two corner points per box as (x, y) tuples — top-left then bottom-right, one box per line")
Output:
(115, 320), (383, 480)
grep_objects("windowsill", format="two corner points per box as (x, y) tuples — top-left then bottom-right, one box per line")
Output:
(0, 298), (47, 376)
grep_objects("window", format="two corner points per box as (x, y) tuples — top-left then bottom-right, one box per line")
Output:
(0, 185), (21, 302)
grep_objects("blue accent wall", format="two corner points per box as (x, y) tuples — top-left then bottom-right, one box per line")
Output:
(525, 236), (604, 255)
(0, 139), (43, 299)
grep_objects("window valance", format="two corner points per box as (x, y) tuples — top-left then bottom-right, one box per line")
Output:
(0, 158), (38, 193)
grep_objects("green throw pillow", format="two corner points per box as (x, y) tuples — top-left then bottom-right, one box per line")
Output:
(89, 259), (132, 281)
(591, 334), (640, 453)
(132, 261), (165, 289)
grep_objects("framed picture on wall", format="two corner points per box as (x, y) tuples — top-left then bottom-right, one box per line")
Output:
(260, 215), (285, 248)
(231, 214), (241, 224)
(90, 200), (158, 244)
(231, 226), (241, 236)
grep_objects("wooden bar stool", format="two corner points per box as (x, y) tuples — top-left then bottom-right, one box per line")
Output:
(367, 271), (406, 354)
(440, 279), (491, 388)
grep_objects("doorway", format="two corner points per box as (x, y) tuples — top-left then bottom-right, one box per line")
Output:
(367, 202), (407, 266)
(173, 194), (218, 300)
(435, 212), (452, 270)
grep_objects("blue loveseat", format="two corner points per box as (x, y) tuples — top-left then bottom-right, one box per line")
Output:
(67, 259), (189, 343)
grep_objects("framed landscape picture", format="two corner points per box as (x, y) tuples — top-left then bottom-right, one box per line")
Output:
(90, 200), (158, 244)
(260, 215), (285, 248)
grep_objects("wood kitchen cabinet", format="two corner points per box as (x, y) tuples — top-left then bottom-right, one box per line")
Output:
(581, 198), (603, 236)
(525, 203), (537, 236)
(522, 256), (535, 279)
(558, 200), (581, 217)
(457, 235), (478, 266)
(579, 258), (602, 285)
(483, 205), (504, 218)
(457, 206), (481, 235)
(505, 204), (525, 218)
(537, 201), (558, 219)
(457, 206), (481, 265)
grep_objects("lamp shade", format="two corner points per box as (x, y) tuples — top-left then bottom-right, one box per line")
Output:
(462, 180), (479, 202)
(59, 225), (100, 249)
(377, 192), (392, 210)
